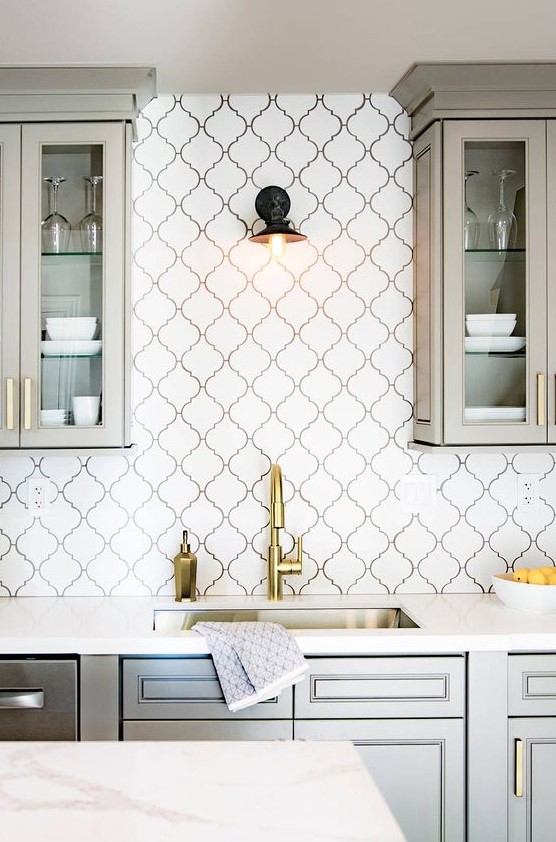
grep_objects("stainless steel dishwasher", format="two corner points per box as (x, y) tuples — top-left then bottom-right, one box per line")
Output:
(0, 658), (78, 740)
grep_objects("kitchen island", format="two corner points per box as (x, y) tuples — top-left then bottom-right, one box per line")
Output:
(0, 740), (405, 842)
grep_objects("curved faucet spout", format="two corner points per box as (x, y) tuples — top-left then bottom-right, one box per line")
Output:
(270, 464), (285, 535)
(267, 462), (302, 600)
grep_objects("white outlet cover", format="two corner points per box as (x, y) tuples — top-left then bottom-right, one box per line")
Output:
(399, 475), (438, 513)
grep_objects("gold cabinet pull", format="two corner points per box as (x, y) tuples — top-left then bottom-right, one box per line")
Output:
(5, 378), (14, 430)
(515, 738), (524, 797)
(23, 378), (32, 430)
(537, 373), (546, 426)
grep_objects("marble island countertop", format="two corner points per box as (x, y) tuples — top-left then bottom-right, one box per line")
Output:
(1, 592), (556, 654)
(0, 740), (406, 842)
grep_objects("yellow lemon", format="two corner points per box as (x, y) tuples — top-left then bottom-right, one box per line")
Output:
(513, 568), (530, 582)
(539, 566), (555, 575)
(547, 573), (556, 585)
(528, 568), (548, 585)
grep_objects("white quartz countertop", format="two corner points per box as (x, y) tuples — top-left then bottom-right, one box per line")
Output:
(1, 592), (556, 654)
(0, 740), (405, 842)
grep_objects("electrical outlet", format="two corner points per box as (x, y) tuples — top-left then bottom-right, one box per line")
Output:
(400, 474), (438, 513)
(27, 478), (50, 513)
(517, 474), (540, 509)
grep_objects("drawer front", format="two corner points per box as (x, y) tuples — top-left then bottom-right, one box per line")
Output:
(123, 719), (293, 740)
(295, 656), (465, 719)
(0, 658), (77, 740)
(509, 654), (556, 716)
(122, 657), (292, 720)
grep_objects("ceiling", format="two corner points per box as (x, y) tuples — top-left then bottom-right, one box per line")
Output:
(1, 0), (556, 97)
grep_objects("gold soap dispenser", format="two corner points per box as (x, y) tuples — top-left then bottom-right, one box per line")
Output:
(173, 529), (197, 602)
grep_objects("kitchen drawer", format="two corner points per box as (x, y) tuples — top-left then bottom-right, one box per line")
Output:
(121, 657), (292, 720)
(295, 656), (465, 719)
(508, 654), (556, 716)
(0, 658), (77, 740)
(123, 719), (293, 740)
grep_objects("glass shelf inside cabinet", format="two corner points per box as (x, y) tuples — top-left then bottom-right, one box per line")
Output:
(41, 353), (102, 359)
(41, 252), (103, 259)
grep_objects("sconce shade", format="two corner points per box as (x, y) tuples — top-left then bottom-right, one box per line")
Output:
(249, 186), (307, 245)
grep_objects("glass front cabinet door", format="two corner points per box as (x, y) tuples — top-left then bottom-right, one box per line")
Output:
(414, 118), (556, 446)
(0, 121), (128, 449)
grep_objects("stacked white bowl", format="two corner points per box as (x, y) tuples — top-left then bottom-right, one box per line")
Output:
(40, 409), (69, 427)
(465, 313), (516, 336)
(45, 317), (98, 341)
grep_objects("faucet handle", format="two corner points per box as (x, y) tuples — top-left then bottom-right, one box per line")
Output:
(283, 535), (303, 576)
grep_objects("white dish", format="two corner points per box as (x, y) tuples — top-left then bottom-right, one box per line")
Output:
(45, 317), (97, 325)
(466, 313), (517, 337)
(41, 340), (102, 357)
(492, 572), (556, 614)
(465, 336), (525, 353)
(466, 321), (516, 337)
(466, 313), (516, 320)
(46, 317), (98, 341)
(46, 325), (98, 341)
(465, 407), (526, 422)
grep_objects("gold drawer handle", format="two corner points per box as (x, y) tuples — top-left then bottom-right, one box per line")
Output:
(515, 738), (523, 797)
(23, 378), (32, 430)
(5, 377), (14, 430)
(538, 373), (545, 426)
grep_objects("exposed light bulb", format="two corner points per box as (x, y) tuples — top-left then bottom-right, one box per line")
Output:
(269, 233), (285, 258)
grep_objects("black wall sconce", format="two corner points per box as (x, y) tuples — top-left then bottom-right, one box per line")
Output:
(249, 186), (307, 258)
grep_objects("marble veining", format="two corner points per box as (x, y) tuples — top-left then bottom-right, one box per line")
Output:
(0, 741), (405, 841)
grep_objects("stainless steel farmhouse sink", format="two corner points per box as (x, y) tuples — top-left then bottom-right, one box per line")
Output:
(153, 606), (420, 633)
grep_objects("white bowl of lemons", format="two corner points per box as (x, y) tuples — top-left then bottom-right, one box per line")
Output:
(492, 568), (556, 613)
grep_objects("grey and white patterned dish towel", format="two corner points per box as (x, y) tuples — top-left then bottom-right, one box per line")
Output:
(192, 621), (308, 712)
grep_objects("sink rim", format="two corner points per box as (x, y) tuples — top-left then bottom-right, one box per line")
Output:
(153, 605), (420, 632)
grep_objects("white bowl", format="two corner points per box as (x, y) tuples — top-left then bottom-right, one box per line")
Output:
(466, 313), (517, 320)
(492, 572), (556, 614)
(41, 340), (102, 357)
(46, 317), (98, 341)
(40, 410), (68, 426)
(466, 315), (517, 337)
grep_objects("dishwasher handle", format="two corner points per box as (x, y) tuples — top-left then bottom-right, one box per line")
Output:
(0, 689), (44, 709)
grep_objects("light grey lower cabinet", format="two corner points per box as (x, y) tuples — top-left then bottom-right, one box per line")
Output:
(295, 657), (466, 842)
(123, 720), (291, 740)
(508, 718), (556, 842)
(295, 719), (464, 842)
(121, 656), (293, 740)
(508, 654), (556, 842)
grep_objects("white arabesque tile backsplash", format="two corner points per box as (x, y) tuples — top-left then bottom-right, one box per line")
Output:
(2, 93), (556, 597)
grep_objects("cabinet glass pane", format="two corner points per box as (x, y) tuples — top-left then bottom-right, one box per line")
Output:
(463, 141), (526, 424)
(39, 144), (103, 429)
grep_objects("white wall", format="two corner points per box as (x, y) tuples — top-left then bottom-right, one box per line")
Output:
(1, 93), (555, 597)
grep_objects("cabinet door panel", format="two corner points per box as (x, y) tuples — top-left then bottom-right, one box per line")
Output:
(0, 125), (21, 447)
(295, 718), (464, 842)
(413, 122), (443, 444)
(547, 121), (556, 440)
(297, 656), (465, 718)
(509, 718), (556, 842)
(122, 656), (293, 720)
(20, 121), (127, 448)
(443, 120), (547, 445)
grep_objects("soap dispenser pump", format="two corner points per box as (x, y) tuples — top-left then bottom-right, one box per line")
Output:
(174, 529), (197, 602)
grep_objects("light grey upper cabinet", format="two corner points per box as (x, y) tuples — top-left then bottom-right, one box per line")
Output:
(392, 63), (556, 447)
(0, 67), (155, 450)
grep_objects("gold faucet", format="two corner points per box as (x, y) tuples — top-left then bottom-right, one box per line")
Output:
(267, 463), (303, 600)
